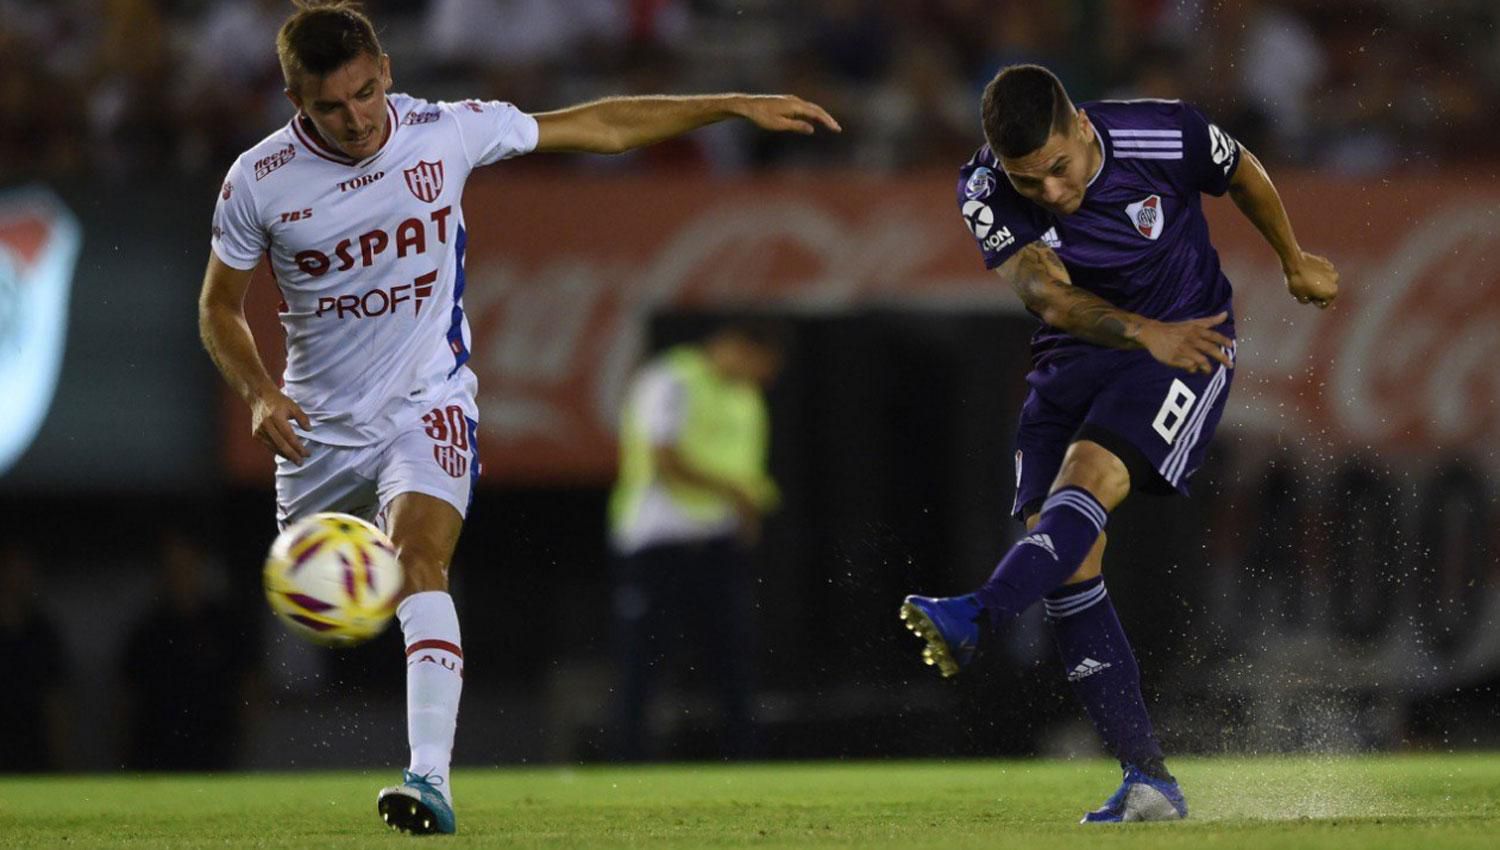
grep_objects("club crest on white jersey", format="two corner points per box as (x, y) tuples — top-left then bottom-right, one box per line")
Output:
(403, 160), (445, 203)
(210, 93), (539, 447)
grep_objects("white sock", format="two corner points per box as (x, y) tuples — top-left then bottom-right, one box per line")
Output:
(398, 591), (463, 806)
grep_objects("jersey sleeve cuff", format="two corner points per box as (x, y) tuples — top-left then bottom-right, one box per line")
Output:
(514, 111), (540, 156)
(211, 241), (261, 271)
(983, 242), (1030, 270)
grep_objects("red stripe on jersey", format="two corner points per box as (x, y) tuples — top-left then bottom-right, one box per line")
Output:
(406, 639), (463, 658)
(290, 115), (352, 165)
(290, 99), (400, 167)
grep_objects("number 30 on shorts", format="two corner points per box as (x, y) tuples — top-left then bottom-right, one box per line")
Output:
(1152, 380), (1198, 445)
(422, 405), (470, 450)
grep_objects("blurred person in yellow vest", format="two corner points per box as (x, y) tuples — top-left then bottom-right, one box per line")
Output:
(606, 320), (785, 761)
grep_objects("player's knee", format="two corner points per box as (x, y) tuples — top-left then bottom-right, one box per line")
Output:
(397, 546), (451, 594)
(1064, 561), (1101, 584)
(1063, 530), (1107, 584)
(1055, 441), (1131, 508)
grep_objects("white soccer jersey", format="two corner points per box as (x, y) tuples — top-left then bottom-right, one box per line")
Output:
(211, 92), (538, 446)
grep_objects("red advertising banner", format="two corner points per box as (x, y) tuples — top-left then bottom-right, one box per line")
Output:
(224, 171), (1500, 484)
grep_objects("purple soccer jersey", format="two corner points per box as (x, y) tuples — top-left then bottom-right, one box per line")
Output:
(958, 99), (1242, 366)
(956, 100), (1245, 512)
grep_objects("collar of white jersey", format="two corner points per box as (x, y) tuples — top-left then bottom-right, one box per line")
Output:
(289, 98), (400, 168)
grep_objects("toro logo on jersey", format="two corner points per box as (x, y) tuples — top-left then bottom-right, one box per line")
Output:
(404, 160), (444, 203)
(337, 170), (384, 193)
(1126, 194), (1165, 240)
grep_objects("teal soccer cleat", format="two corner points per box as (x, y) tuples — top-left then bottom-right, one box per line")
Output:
(899, 593), (983, 678)
(1081, 765), (1187, 823)
(377, 770), (456, 835)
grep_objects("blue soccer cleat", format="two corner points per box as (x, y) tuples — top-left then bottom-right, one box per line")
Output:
(377, 770), (456, 835)
(1081, 764), (1187, 823)
(899, 593), (983, 678)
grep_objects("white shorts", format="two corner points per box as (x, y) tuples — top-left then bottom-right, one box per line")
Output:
(275, 378), (480, 531)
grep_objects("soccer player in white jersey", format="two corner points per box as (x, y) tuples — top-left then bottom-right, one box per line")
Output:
(197, 1), (839, 835)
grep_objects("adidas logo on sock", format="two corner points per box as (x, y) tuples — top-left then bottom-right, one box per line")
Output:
(1067, 657), (1112, 682)
(1019, 532), (1058, 561)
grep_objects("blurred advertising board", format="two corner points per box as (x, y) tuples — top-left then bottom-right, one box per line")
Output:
(224, 171), (1500, 485)
(0, 189), (80, 477)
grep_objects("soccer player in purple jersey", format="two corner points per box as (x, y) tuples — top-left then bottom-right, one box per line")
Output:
(899, 65), (1339, 822)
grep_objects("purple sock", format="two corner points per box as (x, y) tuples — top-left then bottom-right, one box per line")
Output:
(975, 486), (1107, 621)
(1044, 576), (1170, 780)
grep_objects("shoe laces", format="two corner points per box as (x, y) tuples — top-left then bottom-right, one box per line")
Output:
(406, 769), (445, 789)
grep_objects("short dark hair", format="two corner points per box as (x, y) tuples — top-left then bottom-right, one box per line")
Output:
(277, 1), (383, 91)
(980, 64), (1076, 159)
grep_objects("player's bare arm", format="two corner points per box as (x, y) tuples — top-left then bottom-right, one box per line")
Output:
(997, 242), (1233, 374)
(533, 94), (840, 155)
(655, 446), (745, 503)
(1227, 147), (1340, 309)
(653, 445), (766, 543)
(653, 445), (764, 515)
(197, 253), (311, 465)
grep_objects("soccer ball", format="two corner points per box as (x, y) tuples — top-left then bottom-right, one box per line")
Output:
(263, 512), (404, 647)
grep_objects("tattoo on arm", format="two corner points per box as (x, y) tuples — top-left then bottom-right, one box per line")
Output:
(998, 243), (1146, 350)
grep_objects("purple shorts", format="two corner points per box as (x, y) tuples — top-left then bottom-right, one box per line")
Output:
(1011, 344), (1235, 519)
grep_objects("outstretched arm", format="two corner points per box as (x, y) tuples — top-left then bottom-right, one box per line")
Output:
(997, 242), (1233, 374)
(1227, 147), (1340, 308)
(198, 253), (311, 464)
(533, 94), (840, 155)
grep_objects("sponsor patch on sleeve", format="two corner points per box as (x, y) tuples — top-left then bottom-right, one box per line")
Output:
(961, 199), (1016, 252)
(964, 167), (997, 200)
(1208, 123), (1238, 176)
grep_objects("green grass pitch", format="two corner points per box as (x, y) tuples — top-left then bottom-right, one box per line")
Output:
(2, 754), (1498, 848)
